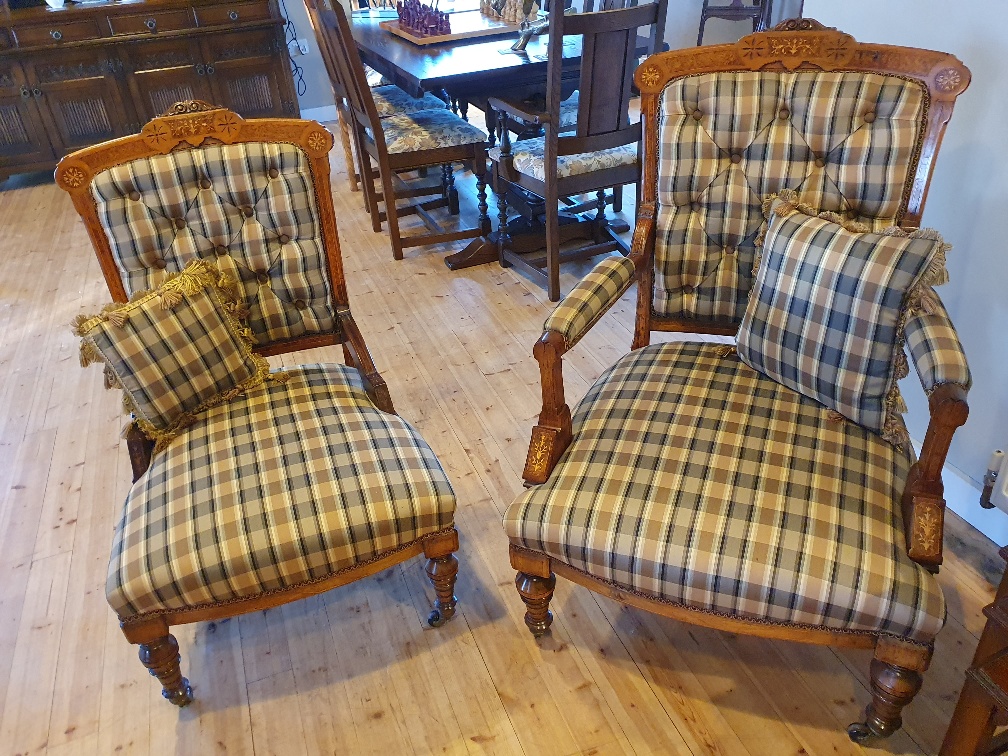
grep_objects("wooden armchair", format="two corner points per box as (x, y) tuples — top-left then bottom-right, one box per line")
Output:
(504, 20), (972, 742)
(56, 102), (461, 705)
(490, 0), (667, 301)
(317, 1), (491, 261)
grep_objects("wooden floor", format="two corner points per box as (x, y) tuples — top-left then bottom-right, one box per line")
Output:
(0, 131), (1002, 756)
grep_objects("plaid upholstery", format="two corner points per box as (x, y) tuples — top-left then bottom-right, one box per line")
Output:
(90, 142), (335, 347)
(494, 137), (637, 183)
(903, 288), (971, 394)
(505, 342), (945, 642)
(737, 200), (948, 443)
(107, 364), (456, 618)
(74, 259), (270, 444)
(544, 255), (635, 350)
(653, 71), (927, 321)
(372, 85), (448, 118)
(381, 109), (487, 153)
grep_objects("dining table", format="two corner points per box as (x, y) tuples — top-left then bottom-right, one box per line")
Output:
(349, 4), (646, 269)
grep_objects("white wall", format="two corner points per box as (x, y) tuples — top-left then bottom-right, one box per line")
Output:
(803, 0), (1008, 543)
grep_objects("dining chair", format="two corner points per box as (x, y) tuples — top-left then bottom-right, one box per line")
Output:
(489, 0), (668, 301)
(303, 0), (449, 193)
(56, 101), (462, 705)
(504, 19), (971, 742)
(316, 1), (491, 260)
(697, 0), (773, 45)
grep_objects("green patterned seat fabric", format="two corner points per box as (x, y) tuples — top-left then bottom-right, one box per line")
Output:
(504, 342), (944, 642)
(372, 85), (448, 118)
(381, 109), (487, 153)
(90, 142), (335, 346)
(654, 71), (926, 321)
(490, 137), (638, 183)
(107, 364), (456, 619)
(903, 289), (972, 394)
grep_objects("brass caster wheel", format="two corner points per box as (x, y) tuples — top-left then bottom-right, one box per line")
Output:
(428, 608), (447, 628)
(164, 677), (194, 707)
(847, 721), (875, 744)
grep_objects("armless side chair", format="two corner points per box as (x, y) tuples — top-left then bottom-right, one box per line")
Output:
(56, 102), (461, 705)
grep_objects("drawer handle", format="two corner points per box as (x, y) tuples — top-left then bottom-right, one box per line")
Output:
(32, 88), (42, 98)
(20, 86), (30, 99)
(229, 10), (239, 20)
(205, 63), (215, 75)
(195, 63), (205, 75)
(50, 29), (63, 41)
(144, 18), (157, 31)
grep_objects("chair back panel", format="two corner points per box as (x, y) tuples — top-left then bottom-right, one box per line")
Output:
(304, 0), (351, 102)
(56, 102), (350, 356)
(652, 69), (926, 323)
(632, 19), (971, 337)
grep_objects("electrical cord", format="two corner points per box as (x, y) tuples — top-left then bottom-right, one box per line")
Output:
(278, 0), (308, 97)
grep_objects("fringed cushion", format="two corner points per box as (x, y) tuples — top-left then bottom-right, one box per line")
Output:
(89, 141), (335, 346)
(73, 259), (271, 451)
(737, 192), (951, 447)
(653, 70), (927, 322)
(504, 342), (944, 643)
(382, 109), (487, 153)
(372, 85), (448, 118)
(107, 363), (456, 618)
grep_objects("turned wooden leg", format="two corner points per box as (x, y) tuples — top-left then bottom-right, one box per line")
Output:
(423, 528), (460, 628)
(139, 633), (193, 707)
(515, 571), (556, 637)
(848, 658), (923, 742)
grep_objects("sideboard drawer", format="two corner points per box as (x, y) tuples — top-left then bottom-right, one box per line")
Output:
(109, 9), (196, 36)
(15, 19), (104, 47)
(195, 1), (273, 27)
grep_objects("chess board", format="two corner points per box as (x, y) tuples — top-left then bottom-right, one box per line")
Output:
(380, 9), (520, 46)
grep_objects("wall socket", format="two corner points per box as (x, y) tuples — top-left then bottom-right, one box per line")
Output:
(296, 39), (310, 55)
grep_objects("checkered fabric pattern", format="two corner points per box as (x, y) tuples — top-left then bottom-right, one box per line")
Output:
(381, 109), (487, 153)
(495, 137), (638, 183)
(653, 71), (927, 321)
(107, 363), (456, 618)
(544, 255), (635, 350)
(505, 342), (945, 642)
(90, 142), (335, 347)
(75, 259), (269, 439)
(737, 204), (947, 440)
(372, 85), (448, 118)
(904, 288), (971, 394)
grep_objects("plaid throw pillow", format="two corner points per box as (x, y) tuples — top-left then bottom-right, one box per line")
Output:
(736, 190), (950, 447)
(73, 258), (272, 452)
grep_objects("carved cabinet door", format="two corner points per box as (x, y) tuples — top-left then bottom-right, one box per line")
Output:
(23, 49), (136, 155)
(202, 30), (297, 118)
(0, 60), (55, 177)
(125, 39), (217, 123)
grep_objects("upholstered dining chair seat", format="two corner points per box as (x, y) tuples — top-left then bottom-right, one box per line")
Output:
(372, 85), (448, 118)
(381, 109), (488, 153)
(504, 341), (944, 642)
(490, 137), (638, 183)
(107, 363), (456, 619)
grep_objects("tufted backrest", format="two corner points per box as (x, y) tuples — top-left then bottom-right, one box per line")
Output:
(653, 70), (926, 324)
(631, 20), (970, 341)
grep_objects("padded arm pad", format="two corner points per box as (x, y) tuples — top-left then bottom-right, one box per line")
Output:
(903, 288), (971, 395)
(543, 255), (635, 350)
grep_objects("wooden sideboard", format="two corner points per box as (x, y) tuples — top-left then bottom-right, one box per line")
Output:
(0, 0), (299, 180)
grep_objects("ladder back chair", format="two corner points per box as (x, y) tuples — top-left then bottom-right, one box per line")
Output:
(317, 1), (491, 261)
(491, 0), (668, 301)
(504, 20), (972, 742)
(697, 0), (773, 46)
(56, 102), (461, 705)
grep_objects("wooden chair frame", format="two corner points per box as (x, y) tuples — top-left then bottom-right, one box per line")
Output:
(512, 19), (971, 741)
(317, 1), (491, 261)
(56, 101), (461, 706)
(697, 0), (774, 46)
(491, 0), (667, 301)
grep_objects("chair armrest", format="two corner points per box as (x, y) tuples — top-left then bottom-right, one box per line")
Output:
(903, 289), (972, 395)
(125, 421), (154, 482)
(544, 256), (635, 351)
(487, 96), (551, 126)
(336, 308), (395, 415)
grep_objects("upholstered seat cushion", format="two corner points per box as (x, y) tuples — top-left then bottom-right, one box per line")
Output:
(504, 341), (944, 642)
(107, 364), (456, 618)
(372, 85), (448, 118)
(492, 136), (637, 182)
(381, 109), (487, 153)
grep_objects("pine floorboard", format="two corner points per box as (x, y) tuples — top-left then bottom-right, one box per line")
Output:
(0, 126), (999, 755)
